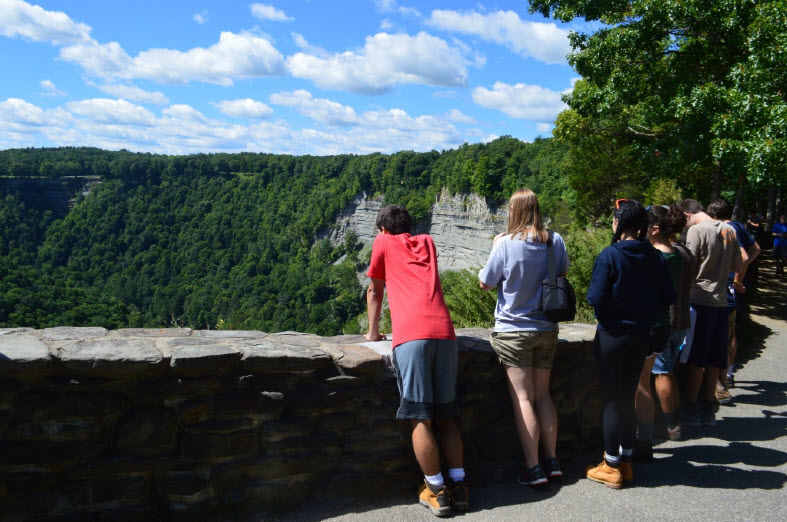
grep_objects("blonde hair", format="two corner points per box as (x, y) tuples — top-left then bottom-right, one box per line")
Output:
(507, 188), (548, 243)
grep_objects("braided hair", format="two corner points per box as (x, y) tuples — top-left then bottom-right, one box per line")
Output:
(647, 203), (687, 238)
(612, 200), (649, 244)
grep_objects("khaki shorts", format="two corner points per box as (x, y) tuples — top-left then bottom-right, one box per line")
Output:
(490, 330), (558, 369)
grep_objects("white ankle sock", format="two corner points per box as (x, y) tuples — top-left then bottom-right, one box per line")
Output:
(448, 468), (465, 482)
(425, 472), (444, 487)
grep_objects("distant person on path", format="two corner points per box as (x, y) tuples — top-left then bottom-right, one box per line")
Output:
(746, 211), (763, 238)
(706, 199), (760, 399)
(634, 204), (688, 460)
(678, 199), (743, 427)
(365, 204), (468, 517)
(586, 199), (676, 489)
(773, 214), (787, 278)
(478, 188), (570, 487)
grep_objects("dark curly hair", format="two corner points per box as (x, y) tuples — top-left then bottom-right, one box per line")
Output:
(612, 199), (649, 244)
(648, 203), (687, 238)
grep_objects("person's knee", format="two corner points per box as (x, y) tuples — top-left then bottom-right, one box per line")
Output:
(411, 419), (432, 431)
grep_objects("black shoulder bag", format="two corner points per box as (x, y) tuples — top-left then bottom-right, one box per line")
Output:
(541, 231), (577, 322)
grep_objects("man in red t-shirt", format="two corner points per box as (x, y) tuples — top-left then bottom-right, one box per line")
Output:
(365, 204), (467, 516)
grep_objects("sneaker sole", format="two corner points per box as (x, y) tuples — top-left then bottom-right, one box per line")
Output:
(548, 472), (564, 479)
(419, 500), (451, 517)
(586, 475), (623, 489)
(517, 477), (548, 486)
(451, 501), (469, 512)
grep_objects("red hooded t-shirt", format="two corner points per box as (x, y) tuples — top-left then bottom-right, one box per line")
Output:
(366, 233), (456, 348)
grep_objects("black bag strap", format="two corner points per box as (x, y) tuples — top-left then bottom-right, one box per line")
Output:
(546, 230), (556, 284)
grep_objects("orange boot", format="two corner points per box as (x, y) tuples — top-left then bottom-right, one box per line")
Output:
(586, 455), (623, 489)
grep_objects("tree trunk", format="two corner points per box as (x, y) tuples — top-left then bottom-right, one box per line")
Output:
(766, 185), (777, 231)
(711, 165), (722, 201)
(732, 177), (745, 222)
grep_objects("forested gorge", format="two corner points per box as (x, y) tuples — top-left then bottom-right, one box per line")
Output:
(0, 139), (577, 333)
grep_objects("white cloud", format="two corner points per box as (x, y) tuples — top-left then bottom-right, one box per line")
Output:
(193, 11), (208, 25)
(537, 123), (553, 133)
(61, 31), (286, 85)
(0, 0), (92, 45)
(93, 82), (169, 105)
(472, 82), (568, 122)
(250, 3), (293, 22)
(446, 109), (476, 124)
(66, 98), (156, 126)
(380, 19), (394, 31)
(0, 96), (473, 155)
(374, 0), (421, 18)
(40, 79), (65, 96)
(428, 9), (570, 65)
(0, 97), (72, 130)
(214, 98), (273, 119)
(287, 31), (469, 94)
(291, 32), (330, 59)
(270, 90), (358, 126)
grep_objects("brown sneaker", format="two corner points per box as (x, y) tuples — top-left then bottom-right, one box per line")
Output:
(418, 481), (451, 517)
(621, 461), (634, 484)
(586, 458), (623, 489)
(666, 424), (683, 441)
(447, 480), (469, 512)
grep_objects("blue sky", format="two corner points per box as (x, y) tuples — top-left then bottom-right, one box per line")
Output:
(0, 0), (580, 155)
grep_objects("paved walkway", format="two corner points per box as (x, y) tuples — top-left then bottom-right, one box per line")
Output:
(277, 258), (787, 522)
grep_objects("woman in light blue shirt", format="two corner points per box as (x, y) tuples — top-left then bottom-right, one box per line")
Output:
(479, 188), (569, 486)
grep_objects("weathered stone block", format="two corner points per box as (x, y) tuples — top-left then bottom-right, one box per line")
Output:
(184, 416), (256, 435)
(41, 327), (108, 341)
(116, 328), (192, 337)
(196, 330), (268, 339)
(236, 341), (336, 374)
(170, 344), (240, 375)
(0, 335), (53, 373)
(225, 476), (312, 511)
(263, 432), (341, 457)
(211, 452), (335, 486)
(116, 408), (179, 457)
(213, 389), (285, 418)
(259, 419), (315, 443)
(9, 418), (111, 442)
(175, 398), (213, 425)
(158, 469), (210, 497)
(286, 388), (364, 416)
(319, 344), (385, 378)
(180, 431), (259, 460)
(16, 391), (129, 421)
(316, 411), (356, 433)
(265, 333), (321, 347)
(139, 376), (222, 402)
(60, 340), (166, 377)
(0, 440), (108, 468)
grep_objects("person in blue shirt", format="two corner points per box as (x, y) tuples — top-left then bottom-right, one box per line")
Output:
(774, 214), (787, 277)
(585, 199), (676, 489)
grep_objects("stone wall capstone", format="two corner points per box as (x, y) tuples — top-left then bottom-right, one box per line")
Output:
(0, 325), (601, 520)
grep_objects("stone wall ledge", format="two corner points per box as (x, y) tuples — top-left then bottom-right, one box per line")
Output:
(0, 325), (600, 521)
(0, 325), (596, 374)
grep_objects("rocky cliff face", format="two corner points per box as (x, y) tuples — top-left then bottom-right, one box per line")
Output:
(320, 189), (508, 271)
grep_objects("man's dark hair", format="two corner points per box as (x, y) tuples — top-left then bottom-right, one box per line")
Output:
(678, 199), (704, 215)
(376, 205), (412, 235)
(706, 199), (733, 221)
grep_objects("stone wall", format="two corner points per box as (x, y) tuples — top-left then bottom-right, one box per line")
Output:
(0, 325), (601, 521)
(319, 189), (508, 271)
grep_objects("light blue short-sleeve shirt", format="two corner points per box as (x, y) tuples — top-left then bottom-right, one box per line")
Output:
(478, 232), (570, 332)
